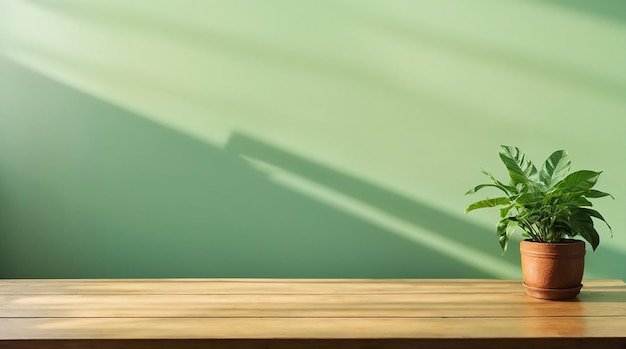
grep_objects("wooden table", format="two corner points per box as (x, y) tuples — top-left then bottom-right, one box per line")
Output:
(1, 279), (625, 348)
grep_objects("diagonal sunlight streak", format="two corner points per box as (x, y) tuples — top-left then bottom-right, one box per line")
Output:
(349, 8), (626, 102)
(0, 44), (256, 148)
(4, 0), (624, 153)
(531, 0), (626, 27)
(243, 156), (520, 278)
(3, 0), (625, 158)
(0, 0), (505, 150)
(0, 0), (623, 279)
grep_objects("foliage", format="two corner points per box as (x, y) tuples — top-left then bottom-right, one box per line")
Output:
(465, 146), (612, 254)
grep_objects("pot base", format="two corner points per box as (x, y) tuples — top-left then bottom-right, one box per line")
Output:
(522, 282), (582, 300)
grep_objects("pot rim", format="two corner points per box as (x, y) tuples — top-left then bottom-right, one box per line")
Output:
(520, 239), (585, 257)
(521, 239), (585, 245)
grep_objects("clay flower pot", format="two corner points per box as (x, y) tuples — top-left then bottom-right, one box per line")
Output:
(466, 146), (612, 300)
(520, 239), (586, 300)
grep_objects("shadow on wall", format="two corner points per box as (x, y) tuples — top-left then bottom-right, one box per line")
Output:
(534, 0), (626, 26)
(223, 133), (626, 280)
(0, 54), (517, 279)
(224, 132), (525, 270)
(349, 8), (625, 102)
(1, 54), (621, 279)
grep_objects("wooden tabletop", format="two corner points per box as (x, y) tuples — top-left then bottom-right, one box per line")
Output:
(1, 279), (625, 349)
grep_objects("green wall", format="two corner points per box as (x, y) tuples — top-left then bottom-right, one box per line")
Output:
(1, 0), (625, 279)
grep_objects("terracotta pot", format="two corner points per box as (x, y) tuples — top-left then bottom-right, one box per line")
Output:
(520, 239), (585, 300)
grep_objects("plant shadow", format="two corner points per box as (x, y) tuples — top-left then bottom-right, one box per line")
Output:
(0, 54), (506, 279)
(225, 132), (522, 274)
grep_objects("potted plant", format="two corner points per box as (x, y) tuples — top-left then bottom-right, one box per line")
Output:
(465, 145), (613, 300)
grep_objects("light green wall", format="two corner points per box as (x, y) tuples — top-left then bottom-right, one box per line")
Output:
(1, 0), (624, 279)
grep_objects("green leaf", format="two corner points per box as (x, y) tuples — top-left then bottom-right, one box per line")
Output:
(497, 219), (518, 254)
(579, 207), (613, 236)
(555, 170), (601, 194)
(465, 169), (518, 196)
(516, 192), (545, 205)
(499, 206), (515, 218)
(552, 217), (573, 236)
(465, 197), (511, 213)
(539, 150), (571, 188)
(568, 210), (600, 250)
(586, 189), (614, 199)
(562, 196), (594, 207)
(481, 170), (519, 195)
(499, 146), (538, 185)
(465, 184), (506, 195)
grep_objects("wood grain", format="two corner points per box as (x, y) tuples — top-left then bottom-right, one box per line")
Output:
(0, 278), (622, 295)
(1, 279), (625, 348)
